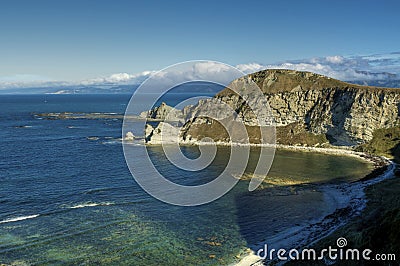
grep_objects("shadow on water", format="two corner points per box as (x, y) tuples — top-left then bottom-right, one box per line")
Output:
(233, 183), (328, 247)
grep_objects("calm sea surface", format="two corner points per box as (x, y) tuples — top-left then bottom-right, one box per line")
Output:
(0, 94), (372, 265)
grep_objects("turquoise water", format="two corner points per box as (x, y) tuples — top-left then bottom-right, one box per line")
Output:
(0, 95), (373, 265)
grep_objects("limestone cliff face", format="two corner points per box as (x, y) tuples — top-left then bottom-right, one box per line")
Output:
(181, 69), (400, 146)
(256, 87), (398, 144)
(145, 122), (180, 144)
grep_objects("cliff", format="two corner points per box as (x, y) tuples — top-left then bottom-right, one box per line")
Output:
(145, 69), (400, 147)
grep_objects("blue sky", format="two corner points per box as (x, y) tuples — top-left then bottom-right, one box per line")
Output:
(1, 0), (400, 87)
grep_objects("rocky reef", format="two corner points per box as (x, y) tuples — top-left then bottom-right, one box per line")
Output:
(144, 69), (400, 147)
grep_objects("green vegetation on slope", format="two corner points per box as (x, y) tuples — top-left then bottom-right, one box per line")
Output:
(356, 127), (400, 163)
(275, 122), (329, 146)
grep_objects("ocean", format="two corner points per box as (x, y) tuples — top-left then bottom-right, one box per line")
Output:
(0, 94), (373, 265)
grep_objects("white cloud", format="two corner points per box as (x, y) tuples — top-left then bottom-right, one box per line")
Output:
(0, 74), (63, 89)
(325, 55), (345, 64)
(1, 52), (399, 90)
(236, 52), (400, 81)
(0, 71), (158, 89)
(80, 71), (155, 86)
(236, 63), (265, 73)
(139, 61), (244, 93)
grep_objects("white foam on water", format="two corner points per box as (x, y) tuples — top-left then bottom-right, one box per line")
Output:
(0, 214), (40, 224)
(69, 202), (113, 209)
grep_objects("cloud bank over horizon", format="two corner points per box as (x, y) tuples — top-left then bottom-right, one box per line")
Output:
(1, 52), (400, 90)
(236, 52), (400, 81)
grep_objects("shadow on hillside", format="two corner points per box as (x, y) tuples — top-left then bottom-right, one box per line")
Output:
(304, 90), (358, 146)
(390, 142), (400, 163)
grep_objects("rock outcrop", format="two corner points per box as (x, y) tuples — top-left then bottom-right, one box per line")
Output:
(124, 131), (135, 141)
(145, 69), (400, 146)
(145, 122), (181, 144)
(140, 102), (186, 122)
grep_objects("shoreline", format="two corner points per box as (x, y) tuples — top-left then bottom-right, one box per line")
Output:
(141, 138), (390, 168)
(274, 144), (389, 170)
(234, 157), (395, 266)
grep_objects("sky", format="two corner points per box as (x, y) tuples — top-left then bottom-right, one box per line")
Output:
(1, 0), (400, 88)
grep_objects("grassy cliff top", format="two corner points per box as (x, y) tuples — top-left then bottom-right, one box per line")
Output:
(219, 69), (398, 95)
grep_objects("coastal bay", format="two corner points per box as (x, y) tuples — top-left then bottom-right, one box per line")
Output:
(0, 94), (382, 265)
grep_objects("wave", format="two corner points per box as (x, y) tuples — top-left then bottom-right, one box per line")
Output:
(14, 125), (33, 128)
(101, 140), (122, 145)
(0, 214), (40, 224)
(69, 202), (113, 209)
(104, 139), (145, 146)
(66, 126), (83, 129)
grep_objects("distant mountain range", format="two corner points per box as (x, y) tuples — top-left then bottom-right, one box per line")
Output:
(0, 75), (399, 94)
(346, 79), (400, 88)
(0, 81), (227, 94)
(0, 85), (139, 94)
